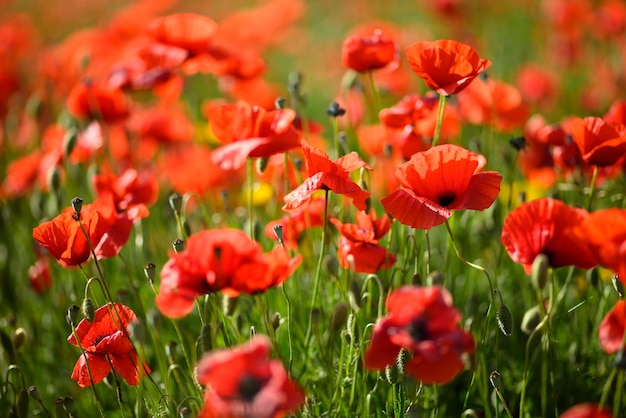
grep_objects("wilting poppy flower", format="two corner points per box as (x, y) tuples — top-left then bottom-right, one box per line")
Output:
(204, 100), (301, 170)
(598, 300), (626, 354)
(66, 81), (130, 122)
(341, 28), (398, 73)
(265, 197), (325, 249)
(157, 229), (301, 318)
(381, 144), (502, 229)
(67, 303), (149, 387)
(405, 39), (491, 96)
(501, 198), (597, 273)
(564, 116), (626, 167)
(32, 198), (116, 267)
(197, 335), (304, 418)
(364, 285), (474, 384)
(283, 141), (371, 211)
(330, 210), (396, 274)
(560, 403), (612, 418)
(580, 209), (626, 285)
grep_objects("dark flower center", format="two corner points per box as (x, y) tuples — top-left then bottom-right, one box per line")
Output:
(438, 191), (456, 207)
(238, 374), (266, 402)
(406, 317), (429, 342)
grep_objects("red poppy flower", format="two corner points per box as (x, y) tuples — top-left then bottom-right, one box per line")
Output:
(559, 403), (612, 418)
(204, 100), (301, 170)
(32, 198), (117, 267)
(405, 39), (491, 96)
(283, 141), (371, 211)
(364, 285), (474, 384)
(456, 76), (529, 132)
(66, 81), (130, 122)
(94, 203), (150, 260)
(516, 64), (559, 109)
(92, 167), (159, 212)
(564, 116), (626, 167)
(330, 210), (396, 274)
(156, 229), (301, 318)
(580, 209), (626, 285)
(381, 144), (502, 229)
(28, 256), (52, 293)
(146, 13), (218, 54)
(67, 303), (149, 387)
(598, 300), (626, 354)
(341, 28), (398, 73)
(265, 197), (325, 249)
(197, 335), (304, 418)
(1, 151), (42, 199)
(501, 198), (597, 273)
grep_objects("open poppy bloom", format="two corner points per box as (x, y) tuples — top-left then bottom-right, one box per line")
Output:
(501, 198), (597, 273)
(405, 39), (491, 96)
(330, 210), (396, 274)
(146, 13), (219, 54)
(66, 80), (130, 122)
(92, 167), (159, 212)
(341, 28), (398, 73)
(283, 141), (371, 211)
(580, 209), (626, 285)
(32, 198), (116, 267)
(265, 197), (325, 249)
(204, 100), (301, 170)
(381, 144), (502, 229)
(197, 335), (304, 418)
(598, 300), (626, 354)
(364, 285), (474, 385)
(564, 116), (626, 166)
(559, 403), (612, 418)
(157, 229), (301, 318)
(67, 303), (149, 387)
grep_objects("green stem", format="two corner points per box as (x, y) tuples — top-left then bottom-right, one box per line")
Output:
(367, 70), (381, 115)
(247, 158), (255, 240)
(432, 94), (447, 147)
(587, 165), (599, 211)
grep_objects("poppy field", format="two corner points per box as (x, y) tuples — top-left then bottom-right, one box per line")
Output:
(3, 0), (626, 417)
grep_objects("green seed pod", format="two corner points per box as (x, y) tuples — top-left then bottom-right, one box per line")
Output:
(271, 312), (281, 331)
(530, 253), (549, 291)
(521, 305), (542, 335)
(496, 304), (513, 337)
(331, 303), (349, 333)
(256, 156), (270, 174)
(82, 298), (95, 323)
(27, 386), (42, 402)
(144, 263), (156, 283)
(172, 239), (185, 253)
(323, 255), (339, 279)
(71, 197), (83, 216)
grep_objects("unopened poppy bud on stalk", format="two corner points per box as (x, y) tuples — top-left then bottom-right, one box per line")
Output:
(81, 297), (95, 322)
(521, 305), (542, 335)
(63, 128), (78, 159)
(168, 192), (183, 214)
(172, 239), (185, 253)
(71, 197), (83, 216)
(326, 101), (346, 118)
(66, 305), (80, 326)
(144, 263), (156, 283)
(272, 224), (284, 247)
(530, 253), (549, 291)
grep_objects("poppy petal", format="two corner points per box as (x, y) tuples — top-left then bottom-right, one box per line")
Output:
(71, 353), (111, 387)
(381, 188), (450, 229)
(363, 318), (402, 370)
(212, 138), (271, 170)
(455, 171), (502, 210)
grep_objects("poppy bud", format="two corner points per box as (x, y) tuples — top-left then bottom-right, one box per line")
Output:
(168, 193), (183, 214)
(411, 272), (422, 285)
(82, 298), (95, 322)
(587, 267), (599, 289)
(427, 270), (445, 286)
(612, 274), (624, 298)
(272, 224), (284, 247)
(222, 295), (237, 317)
(489, 370), (501, 389)
(183, 220), (191, 237)
(616, 350), (626, 369)
(13, 327), (26, 351)
(331, 303), (349, 333)
(521, 305), (542, 335)
(256, 157), (270, 174)
(63, 128), (78, 159)
(27, 386), (42, 402)
(461, 410), (479, 418)
(271, 312), (281, 331)
(172, 239), (185, 253)
(496, 304), (513, 337)
(323, 254), (339, 279)
(530, 253), (549, 291)
(250, 326), (256, 338)
(15, 389), (28, 418)
(310, 307), (321, 329)
(179, 407), (192, 417)
(66, 305), (80, 327)
(509, 136), (527, 151)
(384, 363), (400, 384)
(348, 279), (362, 311)
(46, 166), (62, 194)
(144, 263), (156, 283)
(275, 96), (286, 110)
(166, 341), (177, 364)
(71, 197), (83, 216)
(326, 101), (346, 118)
